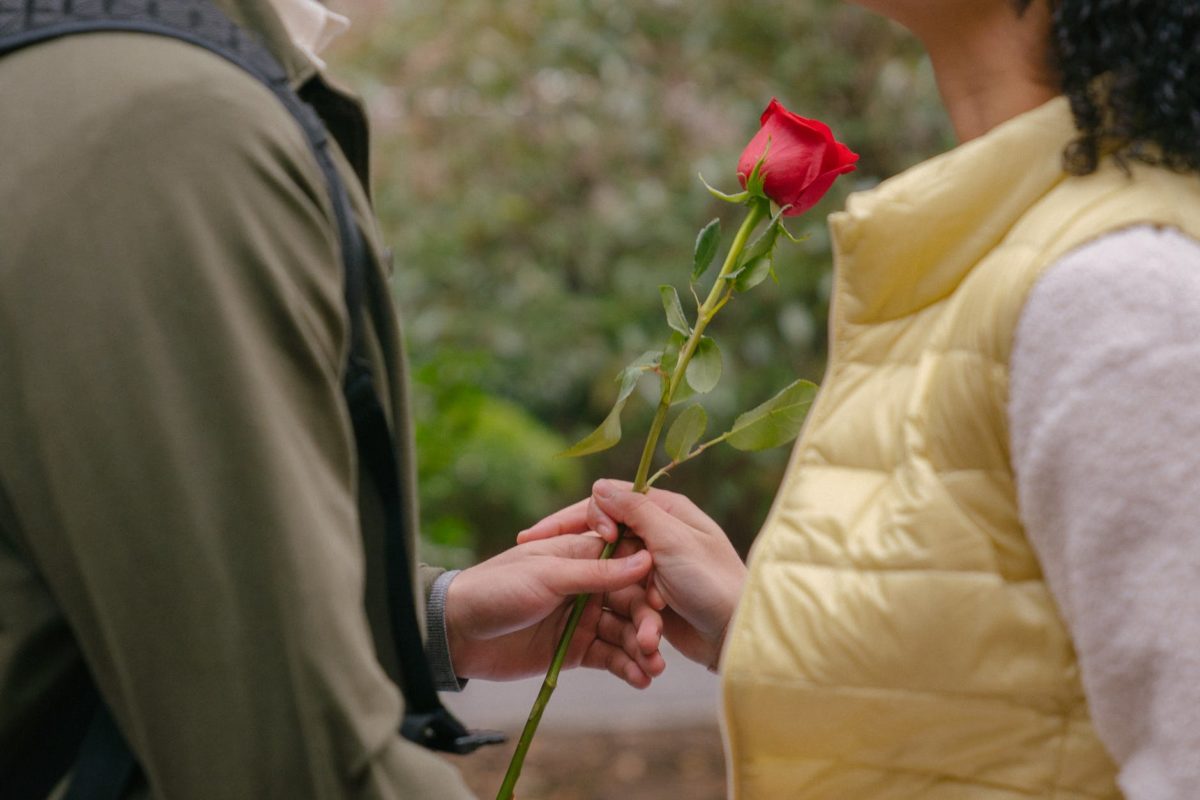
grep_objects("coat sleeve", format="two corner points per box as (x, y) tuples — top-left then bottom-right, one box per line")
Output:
(0, 36), (473, 799)
(1009, 225), (1200, 799)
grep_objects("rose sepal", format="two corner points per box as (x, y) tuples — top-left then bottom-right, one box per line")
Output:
(698, 174), (752, 205)
(739, 140), (772, 201)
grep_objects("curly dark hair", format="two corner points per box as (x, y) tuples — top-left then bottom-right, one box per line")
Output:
(1018, 0), (1200, 175)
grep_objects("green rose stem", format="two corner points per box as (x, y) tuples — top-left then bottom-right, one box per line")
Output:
(496, 198), (769, 800)
(631, 198), (768, 489)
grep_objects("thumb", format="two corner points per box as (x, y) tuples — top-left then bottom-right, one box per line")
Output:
(592, 480), (686, 553)
(543, 549), (651, 597)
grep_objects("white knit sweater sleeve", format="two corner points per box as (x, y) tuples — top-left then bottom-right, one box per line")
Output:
(1009, 225), (1200, 799)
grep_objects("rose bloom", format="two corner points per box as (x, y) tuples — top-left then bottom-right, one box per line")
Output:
(737, 98), (859, 216)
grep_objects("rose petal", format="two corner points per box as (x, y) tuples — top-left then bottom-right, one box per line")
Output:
(738, 98), (859, 212)
(784, 163), (858, 216)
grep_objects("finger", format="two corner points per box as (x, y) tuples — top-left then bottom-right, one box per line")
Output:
(604, 586), (663, 655)
(596, 609), (665, 677)
(643, 486), (725, 538)
(634, 595), (664, 656)
(646, 576), (667, 611)
(581, 638), (653, 689)
(517, 498), (591, 543)
(525, 532), (609, 561)
(585, 496), (620, 542)
(541, 549), (652, 597)
(590, 483), (693, 553)
(594, 479), (723, 538)
(529, 532), (639, 562)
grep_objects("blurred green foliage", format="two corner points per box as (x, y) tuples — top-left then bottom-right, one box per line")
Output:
(327, 0), (951, 560)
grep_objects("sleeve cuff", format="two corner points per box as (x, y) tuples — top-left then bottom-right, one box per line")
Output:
(425, 569), (467, 692)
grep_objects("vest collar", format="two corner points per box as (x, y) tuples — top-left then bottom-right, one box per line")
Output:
(829, 97), (1077, 325)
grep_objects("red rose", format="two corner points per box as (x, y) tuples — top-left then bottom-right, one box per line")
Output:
(737, 98), (858, 216)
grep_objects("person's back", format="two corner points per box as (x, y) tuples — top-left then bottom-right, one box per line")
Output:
(0, 9), (669, 796)
(0, 14), (475, 797)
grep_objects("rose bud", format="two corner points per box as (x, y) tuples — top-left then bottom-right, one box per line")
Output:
(737, 98), (859, 216)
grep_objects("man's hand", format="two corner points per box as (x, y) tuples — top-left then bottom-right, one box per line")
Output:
(444, 534), (666, 687)
(518, 481), (746, 672)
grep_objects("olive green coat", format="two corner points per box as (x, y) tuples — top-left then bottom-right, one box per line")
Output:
(0, 3), (474, 796)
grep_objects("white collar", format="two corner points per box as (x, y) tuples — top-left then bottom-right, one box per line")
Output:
(266, 0), (350, 71)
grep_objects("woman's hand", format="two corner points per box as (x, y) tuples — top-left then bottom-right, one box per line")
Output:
(519, 480), (747, 671)
(444, 534), (666, 687)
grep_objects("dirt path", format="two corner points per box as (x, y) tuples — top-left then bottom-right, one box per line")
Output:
(440, 645), (727, 798)
(446, 725), (727, 800)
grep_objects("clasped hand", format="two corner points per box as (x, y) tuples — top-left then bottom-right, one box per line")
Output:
(443, 532), (666, 687)
(443, 480), (745, 687)
(517, 480), (747, 673)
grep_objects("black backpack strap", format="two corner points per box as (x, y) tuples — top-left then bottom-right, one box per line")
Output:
(342, 362), (504, 755)
(62, 706), (139, 800)
(0, 662), (102, 800)
(0, 3), (501, 797)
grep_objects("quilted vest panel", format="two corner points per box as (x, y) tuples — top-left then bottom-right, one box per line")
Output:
(722, 97), (1200, 799)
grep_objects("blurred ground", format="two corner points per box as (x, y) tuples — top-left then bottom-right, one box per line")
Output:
(440, 644), (726, 799)
(449, 725), (726, 800)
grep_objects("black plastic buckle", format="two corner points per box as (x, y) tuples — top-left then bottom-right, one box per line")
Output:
(401, 709), (507, 755)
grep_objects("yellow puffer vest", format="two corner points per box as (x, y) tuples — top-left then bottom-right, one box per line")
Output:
(721, 97), (1200, 799)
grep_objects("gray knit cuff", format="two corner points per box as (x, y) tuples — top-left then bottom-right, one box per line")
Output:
(426, 569), (467, 692)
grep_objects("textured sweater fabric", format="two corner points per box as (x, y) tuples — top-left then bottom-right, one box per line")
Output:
(1010, 225), (1200, 799)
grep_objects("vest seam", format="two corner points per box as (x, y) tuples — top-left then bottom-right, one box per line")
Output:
(799, 462), (1013, 476)
(724, 668), (1084, 707)
(759, 561), (1045, 582)
(746, 752), (1099, 798)
(831, 348), (1012, 367)
(1048, 711), (1075, 800)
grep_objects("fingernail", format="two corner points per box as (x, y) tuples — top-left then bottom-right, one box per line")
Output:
(598, 519), (616, 538)
(595, 480), (612, 499)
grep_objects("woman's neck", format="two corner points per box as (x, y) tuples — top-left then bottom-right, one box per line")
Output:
(913, 5), (1059, 142)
